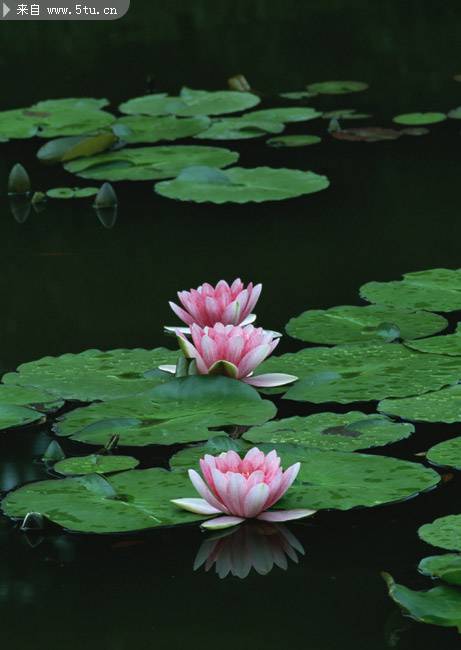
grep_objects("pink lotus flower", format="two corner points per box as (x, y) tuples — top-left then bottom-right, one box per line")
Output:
(174, 322), (297, 388)
(172, 447), (316, 530)
(169, 279), (261, 328)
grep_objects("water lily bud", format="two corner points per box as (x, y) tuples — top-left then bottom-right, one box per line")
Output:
(228, 74), (251, 92)
(42, 440), (66, 462)
(21, 512), (46, 531)
(328, 117), (341, 133)
(93, 182), (118, 208)
(8, 163), (31, 194)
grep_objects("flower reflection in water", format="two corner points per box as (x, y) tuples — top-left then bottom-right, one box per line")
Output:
(193, 521), (305, 579)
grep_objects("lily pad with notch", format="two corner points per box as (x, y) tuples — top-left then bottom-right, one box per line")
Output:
(54, 454), (139, 476)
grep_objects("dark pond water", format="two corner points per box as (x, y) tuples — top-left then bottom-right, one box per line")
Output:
(1, 1), (461, 647)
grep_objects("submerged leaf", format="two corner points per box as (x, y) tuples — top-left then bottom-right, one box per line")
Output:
(332, 127), (402, 142)
(306, 81), (368, 94)
(266, 135), (321, 147)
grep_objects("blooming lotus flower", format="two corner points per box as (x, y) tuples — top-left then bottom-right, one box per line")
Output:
(169, 278), (261, 328)
(173, 322), (297, 388)
(172, 447), (316, 530)
(194, 521), (305, 579)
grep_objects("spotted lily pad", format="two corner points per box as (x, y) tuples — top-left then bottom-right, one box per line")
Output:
(286, 305), (447, 345)
(155, 166), (330, 203)
(0, 385), (63, 412)
(112, 115), (211, 143)
(242, 412), (414, 452)
(54, 454), (139, 476)
(306, 81), (368, 94)
(171, 444), (438, 510)
(64, 145), (239, 181)
(419, 515), (461, 551)
(393, 112), (446, 125)
(419, 555), (461, 587)
(267, 135), (321, 147)
(46, 187), (99, 199)
(0, 404), (45, 431)
(256, 342), (461, 403)
(379, 384), (461, 423)
(243, 107), (322, 123)
(360, 268), (461, 312)
(406, 324), (461, 356)
(384, 573), (461, 632)
(53, 376), (276, 446)
(194, 116), (284, 140)
(426, 437), (461, 470)
(1, 468), (206, 533)
(2, 348), (178, 402)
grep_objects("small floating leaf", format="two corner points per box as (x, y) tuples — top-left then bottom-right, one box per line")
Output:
(46, 188), (75, 199)
(8, 163), (31, 194)
(243, 107), (322, 123)
(419, 515), (461, 551)
(54, 454), (139, 476)
(392, 112), (446, 125)
(285, 305), (447, 345)
(266, 135), (321, 147)
(155, 166), (330, 203)
(306, 81), (368, 94)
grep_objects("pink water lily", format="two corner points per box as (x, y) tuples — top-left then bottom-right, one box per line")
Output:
(174, 322), (297, 388)
(172, 447), (316, 530)
(169, 278), (261, 328)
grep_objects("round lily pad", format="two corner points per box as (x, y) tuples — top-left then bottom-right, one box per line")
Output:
(379, 384), (461, 423)
(393, 112), (446, 125)
(286, 305), (447, 345)
(360, 268), (461, 312)
(419, 554), (461, 587)
(155, 166), (330, 203)
(46, 187), (99, 199)
(37, 109), (115, 138)
(1, 468), (206, 533)
(64, 145), (239, 182)
(2, 347), (178, 402)
(53, 376), (276, 446)
(54, 454), (139, 476)
(243, 107), (322, 123)
(194, 116), (284, 140)
(171, 444), (439, 510)
(257, 342), (461, 403)
(113, 115), (211, 143)
(426, 437), (461, 470)
(306, 81), (368, 94)
(406, 324), (461, 356)
(419, 515), (461, 551)
(34, 98), (109, 111)
(0, 404), (45, 431)
(384, 573), (461, 631)
(267, 135), (321, 147)
(242, 412), (414, 452)
(0, 385), (63, 412)
(0, 110), (39, 139)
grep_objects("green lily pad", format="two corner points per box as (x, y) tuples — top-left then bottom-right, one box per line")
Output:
(379, 384), (461, 423)
(285, 305), (447, 345)
(384, 573), (461, 632)
(267, 135), (321, 147)
(242, 412), (414, 452)
(279, 91), (318, 100)
(33, 98), (109, 111)
(194, 116), (284, 140)
(119, 89), (260, 117)
(419, 554), (461, 587)
(2, 347), (178, 402)
(0, 384), (63, 412)
(322, 109), (372, 120)
(332, 127), (402, 142)
(0, 110), (38, 139)
(306, 81), (369, 94)
(1, 468), (205, 533)
(256, 342), (461, 403)
(155, 166), (330, 203)
(53, 376), (276, 446)
(37, 109), (115, 138)
(419, 516), (461, 551)
(426, 436), (461, 470)
(54, 454), (139, 476)
(112, 115), (211, 143)
(46, 187), (99, 199)
(64, 145), (239, 182)
(171, 444), (439, 510)
(406, 324), (461, 356)
(0, 404), (45, 431)
(393, 112), (446, 125)
(360, 268), (461, 312)
(243, 107), (322, 123)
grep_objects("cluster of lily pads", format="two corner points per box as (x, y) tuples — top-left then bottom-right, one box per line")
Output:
(3, 77), (459, 205)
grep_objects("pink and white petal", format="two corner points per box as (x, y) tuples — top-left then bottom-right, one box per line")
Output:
(211, 468), (230, 504)
(201, 515), (246, 530)
(256, 509), (316, 522)
(188, 469), (228, 513)
(279, 462), (301, 497)
(169, 301), (194, 326)
(170, 498), (222, 515)
(240, 313), (257, 326)
(226, 472), (247, 516)
(243, 373), (298, 388)
(158, 364), (177, 374)
(200, 335), (219, 367)
(242, 482), (270, 518)
(237, 344), (271, 378)
(244, 283), (262, 317)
